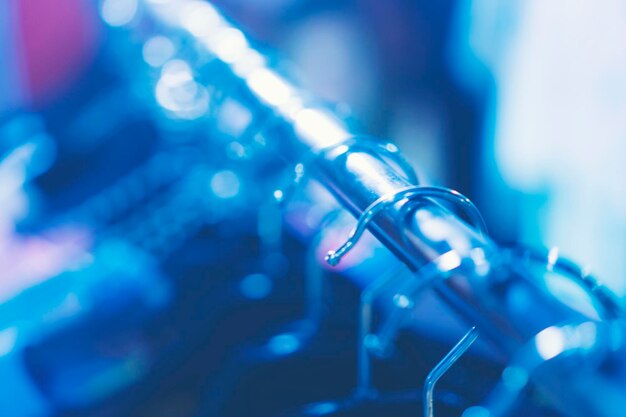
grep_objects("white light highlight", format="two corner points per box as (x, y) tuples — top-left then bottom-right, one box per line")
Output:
(155, 60), (209, 119)
(216, 99), (253, 137)
(273, 189), (284, 201)
(416, 209), (456, 242)
(247, 68), (296, 107)
(547, 247), (559, 271)
(435, 250), (463, 273)
(101, 0), (138, 27)
(231, 49), (266, 77)
(535, 322), (598, 361)
(294, 108), (351, 149)
(142, 36), (176, 67)
(180, 0), (223, 37)
(470, 247), (490, 276)
(535, 326), (566, 361)
(0, 327), (17, 357)
(207, 27), (249, 64)
(393, 294), (413, 309)
(210, 170), (241, 199)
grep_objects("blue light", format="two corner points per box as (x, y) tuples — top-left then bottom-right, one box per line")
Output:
(267, 333), (300, 355)
(501, 366), (528, 391)
(462, 406), (490, 417)
(239, 273), (272, 300)
(306, 401), (339, 415)
(393, 293), (413, 309)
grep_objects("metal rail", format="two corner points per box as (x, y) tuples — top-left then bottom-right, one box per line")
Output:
(109, 1), (626, 415)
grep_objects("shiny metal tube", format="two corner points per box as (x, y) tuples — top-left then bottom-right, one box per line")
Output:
(118, 1), (626, 415)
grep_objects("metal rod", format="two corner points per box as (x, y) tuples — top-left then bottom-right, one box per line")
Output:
(136, 0), (608, 362)
(111, 3), (626, 416)
(423, 327), (479, 417)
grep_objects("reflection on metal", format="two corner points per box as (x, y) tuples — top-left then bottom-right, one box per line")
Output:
(325, 186), (487, 266)
(424, 327), (479, 417)
(91, 1), (626, 416)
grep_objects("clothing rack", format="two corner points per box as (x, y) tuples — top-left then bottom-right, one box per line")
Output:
(102, 1), (626, 416)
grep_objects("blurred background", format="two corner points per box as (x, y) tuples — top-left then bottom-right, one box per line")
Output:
(0, 0), (625, 416)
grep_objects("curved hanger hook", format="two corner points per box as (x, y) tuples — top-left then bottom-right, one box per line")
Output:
(424, 327), (479, 417)
(502, 246), (623, 320)
(325, 186), (488, 266)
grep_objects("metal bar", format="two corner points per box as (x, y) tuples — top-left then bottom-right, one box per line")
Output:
(115, 2), (626, 416)
(424, 327), (479, 417)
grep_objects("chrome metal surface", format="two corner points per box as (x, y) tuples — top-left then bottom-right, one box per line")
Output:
(115, 2), (626, 415)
